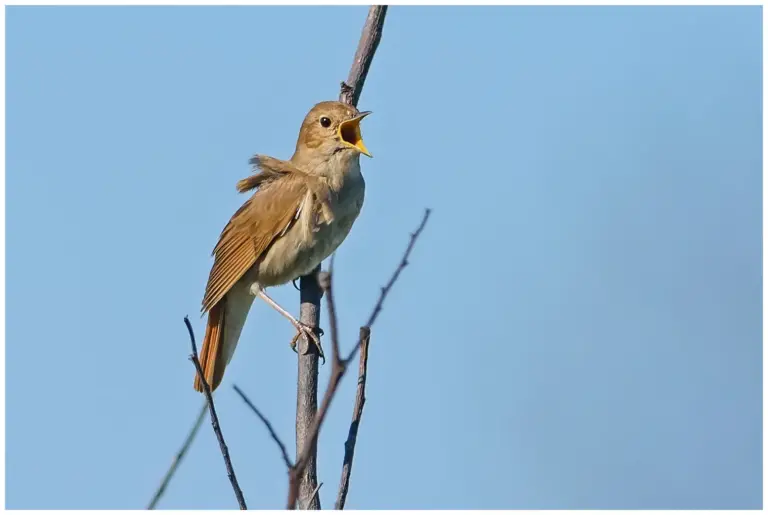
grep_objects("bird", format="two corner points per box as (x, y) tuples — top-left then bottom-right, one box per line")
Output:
(193, 101), (372, 393)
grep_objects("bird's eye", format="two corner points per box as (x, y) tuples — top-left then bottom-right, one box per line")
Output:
(320, 117), (332, 128)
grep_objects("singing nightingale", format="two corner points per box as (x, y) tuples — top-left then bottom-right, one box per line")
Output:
(193, 101), (372, 392)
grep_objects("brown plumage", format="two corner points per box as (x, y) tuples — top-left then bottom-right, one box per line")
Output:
(194, 101), (372, 392)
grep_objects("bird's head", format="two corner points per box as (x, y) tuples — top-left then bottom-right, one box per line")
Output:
(293, 101), (372, 165)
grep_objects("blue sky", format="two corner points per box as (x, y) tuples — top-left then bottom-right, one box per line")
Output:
(6, 5), (762, 510)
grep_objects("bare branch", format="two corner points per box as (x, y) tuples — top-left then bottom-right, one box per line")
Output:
(288, 209), (431, 509)
(324, 254), (342, 362)
(344, 207), (432, 365)
(185, 316), (248, 510)
(295, 270), (323, 509)
(147, 401), (208, 509)
(233, 384), (293, 471)
(288, 271), (344, 509)
(294, 5), (388, 510)
(340, 6), (389, 107)
(362, 208), (432, 333)
(335, 327), (372, 509)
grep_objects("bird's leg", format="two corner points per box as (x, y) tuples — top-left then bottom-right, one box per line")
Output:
(251, 285), (325, 361)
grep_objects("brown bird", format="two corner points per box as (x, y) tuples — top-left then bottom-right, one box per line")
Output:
(194, 101), (372, 393)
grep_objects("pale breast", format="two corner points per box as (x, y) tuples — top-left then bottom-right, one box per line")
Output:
(255, 165), (365, 287)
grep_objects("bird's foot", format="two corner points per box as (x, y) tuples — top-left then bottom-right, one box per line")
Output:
(289, 323), (325, 364)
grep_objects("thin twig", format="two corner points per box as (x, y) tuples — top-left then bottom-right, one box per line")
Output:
(325, 253), (342, 361)
(147, 400), (208, 509)
(361, 208), (432, 334)
(185, 316), (248, 510)
(342, 207), (432, 364)
(294, 5), (389, 510)
(335, 327), (372, 509)
(233, 384), (293, 470)
(287, 209), (431, 509)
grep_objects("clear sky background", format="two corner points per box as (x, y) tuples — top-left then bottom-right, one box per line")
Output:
(6, 5), (762, 510)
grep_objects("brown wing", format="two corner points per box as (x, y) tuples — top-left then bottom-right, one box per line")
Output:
(200, 173), (312, 314)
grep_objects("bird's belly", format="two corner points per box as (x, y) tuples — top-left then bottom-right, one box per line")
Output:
(255, 191), (363, 287)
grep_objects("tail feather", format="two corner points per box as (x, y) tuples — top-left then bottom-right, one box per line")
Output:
(194, 301), (227, 392)
(193, 276), (255, 393)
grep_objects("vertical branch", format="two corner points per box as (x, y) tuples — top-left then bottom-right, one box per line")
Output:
(335, 328), (372, 509)
(295, 271), (323, 510)
(294, 5), (388, 511)
(339, 6), (389, 107)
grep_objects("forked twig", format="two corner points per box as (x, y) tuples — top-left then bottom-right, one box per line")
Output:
(287, 208), (431, 509)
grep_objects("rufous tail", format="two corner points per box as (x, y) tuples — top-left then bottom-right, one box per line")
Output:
(194, 300), (227, 392)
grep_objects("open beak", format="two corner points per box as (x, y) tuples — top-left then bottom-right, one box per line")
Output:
(338, 111), (372, 157)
